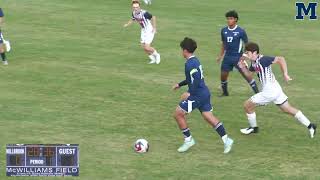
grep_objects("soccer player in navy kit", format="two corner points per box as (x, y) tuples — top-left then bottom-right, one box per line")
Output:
(238, 42), (316, 138)
(172, 37), (234, 153)
(217, 10), (258, 96)
(0, 8), (8, 65)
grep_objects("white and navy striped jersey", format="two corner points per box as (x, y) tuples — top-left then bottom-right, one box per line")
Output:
(249, 55), (276, 87)
(131, 10), (153, 31)
(221, 25), (248, 56)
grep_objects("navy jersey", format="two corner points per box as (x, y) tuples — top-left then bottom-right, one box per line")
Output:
(221, 25), (248, 56)
(0, 8), (4, 17)
(249, 55), (276, 85)
(131, 10), (153, 30)
(184, 56), (210, 96)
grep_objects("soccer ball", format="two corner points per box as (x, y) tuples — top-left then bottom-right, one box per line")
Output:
(143, 0), (152, 5)
(134, 139), (149, 153)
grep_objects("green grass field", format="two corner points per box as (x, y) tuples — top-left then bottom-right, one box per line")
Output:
(0, 0), (319, 179)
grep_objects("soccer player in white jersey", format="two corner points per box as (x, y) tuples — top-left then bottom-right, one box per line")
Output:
(124, 1), (160, 64)
(238, 42), (316, 138)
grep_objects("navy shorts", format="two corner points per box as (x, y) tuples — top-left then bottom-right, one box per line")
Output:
(179, 95), (213, 113)
(221, 55), (241, 72)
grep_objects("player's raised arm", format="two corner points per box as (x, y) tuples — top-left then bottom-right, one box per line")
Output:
(238, 56), (254, 79)
(172, 80), (188, 90)
(273, 56), (293, 82)
(123, 19), (133, 28)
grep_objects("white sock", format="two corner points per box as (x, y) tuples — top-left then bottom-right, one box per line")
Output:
(247, 112), (257, 127)
(184, 135), (192, 142)
(148, 54), (156, 61)
(152, 50), (158, 56)
(222, 135), (228, 144)
(294, 111), (311, 127)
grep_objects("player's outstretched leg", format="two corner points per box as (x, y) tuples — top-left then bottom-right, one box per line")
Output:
(201, 111), (234, 154)
(220, 71), (229, 96)
(240, 99), (259, 135)
(173, 106), (195, 152)
(279, 101), (316, 138)
(142, 43), (160, 64)
(238, 67), (258, 93)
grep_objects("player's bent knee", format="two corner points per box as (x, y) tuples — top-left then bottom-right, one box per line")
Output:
(174, 106), (185, 118)
(244, 100), (255, 113)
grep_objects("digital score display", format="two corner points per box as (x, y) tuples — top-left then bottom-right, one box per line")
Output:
(6, 144), (79, 176)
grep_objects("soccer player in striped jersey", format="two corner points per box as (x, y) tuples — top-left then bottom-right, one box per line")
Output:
(238, 42), (316, 138)
(124, 1), (160, 64)
(0, 8), (8, 65)
(172, 37), (233, 154)
(217, 10), (258, 96)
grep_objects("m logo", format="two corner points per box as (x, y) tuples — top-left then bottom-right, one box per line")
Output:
(295, 2), (318, 20)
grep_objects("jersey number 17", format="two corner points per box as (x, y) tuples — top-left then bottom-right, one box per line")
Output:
(227, 37), (233, 42)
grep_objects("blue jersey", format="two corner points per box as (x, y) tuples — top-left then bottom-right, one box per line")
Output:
(184, 56), (210, 96)
(221, 25), (248, 56)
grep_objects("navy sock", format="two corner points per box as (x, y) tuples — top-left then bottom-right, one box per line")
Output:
(249, 80), (259, 93)
(182, 128), (191, 138)
(215, 122), (226, 137)
(221, 81), (228, 95)
(1, 53), (6, 61)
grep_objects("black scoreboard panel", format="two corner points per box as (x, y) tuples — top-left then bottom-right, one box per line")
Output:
(6, 144), (79, 176)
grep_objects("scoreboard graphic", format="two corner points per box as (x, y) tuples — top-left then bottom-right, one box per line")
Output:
(6, 144), (79, 176)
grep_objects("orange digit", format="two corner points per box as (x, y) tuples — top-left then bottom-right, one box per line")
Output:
(34, 147), (39, 156)
(27, 148), (33, 156)
(49, 148), (54, 157)
(16, 156), (20, 165)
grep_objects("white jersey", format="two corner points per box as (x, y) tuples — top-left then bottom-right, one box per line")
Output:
(249, 55), (277, 89)
(131, 9), (153, 31)
(249, 55), (288, 105)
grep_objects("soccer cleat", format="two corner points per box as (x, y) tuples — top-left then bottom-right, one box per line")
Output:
(148, 54), (156, 64)
(155, 53), (161, 64)
(3, 60), (8, 65)
(240, 127), (259, 135)
(223, 137), (234, 154)
(148, 59), (156, 64)
(177, 138), (195, 153)
(308, 123), (317, 138)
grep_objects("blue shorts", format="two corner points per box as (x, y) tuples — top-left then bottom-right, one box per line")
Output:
(221, 55), (241, 72)
(179, 95), (213, 113)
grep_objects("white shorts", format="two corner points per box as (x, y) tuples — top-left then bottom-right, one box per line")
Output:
(250, 82), (288, 106)
(140, 29), (154, 44)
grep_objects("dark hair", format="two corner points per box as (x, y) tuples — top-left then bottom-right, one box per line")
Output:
(180, 37), (197, 53)
(245, 42), (259, 53)
(225, 10), (239, 21)
(132, 0), (140, 5)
